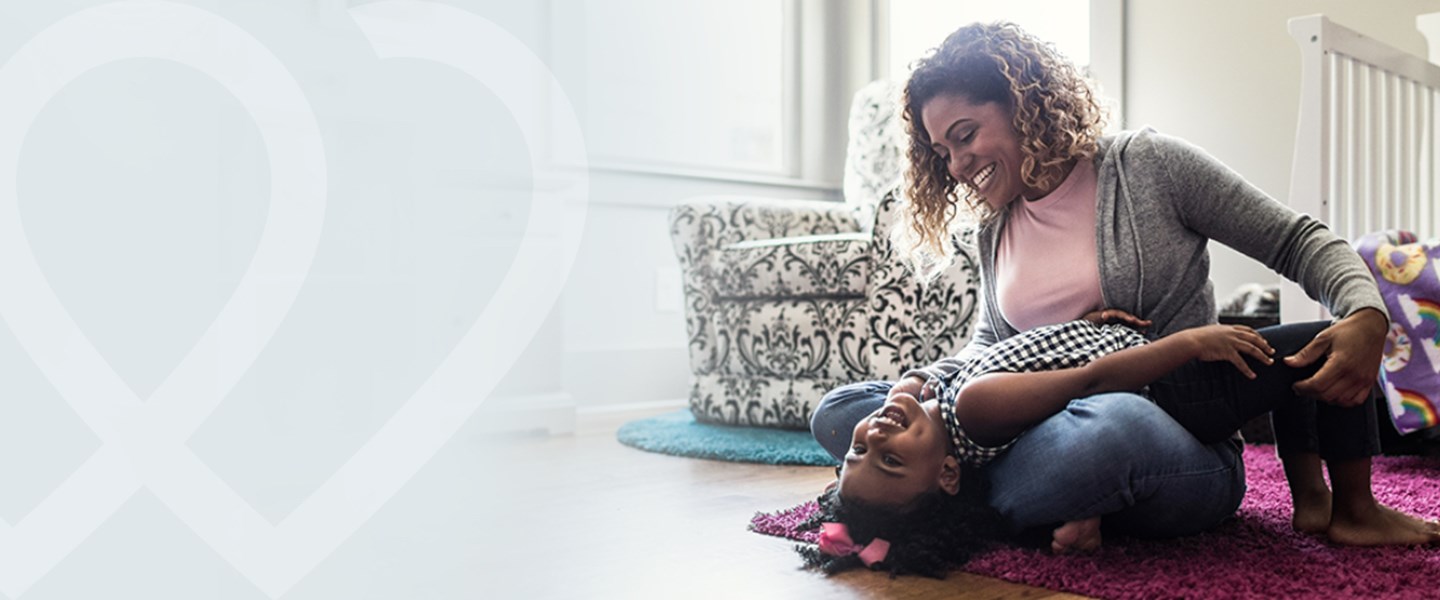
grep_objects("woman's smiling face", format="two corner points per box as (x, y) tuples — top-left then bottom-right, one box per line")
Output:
(920, 93), (1038, 211)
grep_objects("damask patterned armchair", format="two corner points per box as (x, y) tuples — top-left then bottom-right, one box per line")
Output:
(668, 80), (981, 429)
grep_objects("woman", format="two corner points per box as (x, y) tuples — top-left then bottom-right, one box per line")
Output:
(809, 21), (1413, 558)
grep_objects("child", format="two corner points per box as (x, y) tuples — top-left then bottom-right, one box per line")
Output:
(799, 312), (1440, 577)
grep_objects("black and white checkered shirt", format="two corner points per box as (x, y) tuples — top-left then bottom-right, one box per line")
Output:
(930, 320), (1149, 466)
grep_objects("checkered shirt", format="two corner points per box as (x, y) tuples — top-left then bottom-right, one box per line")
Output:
(930, 320), (1149, 466)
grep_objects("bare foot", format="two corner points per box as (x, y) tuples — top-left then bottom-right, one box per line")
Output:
(1328, 502), (1440, 546)
(1052, 518), (1102, 554)
(1291, 488), (1332, 534)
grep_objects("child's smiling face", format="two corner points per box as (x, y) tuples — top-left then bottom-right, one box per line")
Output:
(838, 392), (960, 508)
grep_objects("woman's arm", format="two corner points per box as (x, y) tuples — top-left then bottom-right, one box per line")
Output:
(954, 324), (1273, 446)
(1147, 133), (1386, 406)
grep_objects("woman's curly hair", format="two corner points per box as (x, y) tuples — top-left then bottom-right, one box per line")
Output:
(794, 466), (1026, 578)
(899, 21), (1107, 265)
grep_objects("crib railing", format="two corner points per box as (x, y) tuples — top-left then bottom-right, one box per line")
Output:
(1282, 15), (1440, 323)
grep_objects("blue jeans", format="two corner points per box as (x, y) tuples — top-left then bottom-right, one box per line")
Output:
(810, 384), (1245, 538)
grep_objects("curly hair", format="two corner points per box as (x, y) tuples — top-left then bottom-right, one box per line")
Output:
(900, 21), (1107, 263)
(794, 466), (1021, 578)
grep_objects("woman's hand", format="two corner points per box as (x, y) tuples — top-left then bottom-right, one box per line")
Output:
(1285, 308), (1388, 406)
(1082, 308), (1152, 330)
(1178, 324), (1275, 379)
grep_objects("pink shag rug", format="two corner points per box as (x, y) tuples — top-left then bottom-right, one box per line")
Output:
(751, 445), (1440, 599)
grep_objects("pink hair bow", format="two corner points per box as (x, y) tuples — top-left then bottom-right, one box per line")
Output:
(817, 523), (890, 566)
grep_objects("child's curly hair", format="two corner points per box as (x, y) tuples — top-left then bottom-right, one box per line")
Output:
(795, 466), (1017, 578)
(900, 21), (1107, 264)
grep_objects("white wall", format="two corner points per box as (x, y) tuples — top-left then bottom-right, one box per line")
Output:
(544, 1), (855, 411)
(1125, 0), (1440, 301)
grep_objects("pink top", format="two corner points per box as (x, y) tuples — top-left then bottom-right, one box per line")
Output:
(995, 160), (1104, 331)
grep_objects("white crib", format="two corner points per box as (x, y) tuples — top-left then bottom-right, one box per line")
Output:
(1281, 15), (1440, 323)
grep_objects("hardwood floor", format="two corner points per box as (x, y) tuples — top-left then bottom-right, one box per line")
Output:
(477, 408), (1087, 600)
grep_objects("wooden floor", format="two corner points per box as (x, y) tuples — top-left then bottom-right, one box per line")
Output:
(476, 408), (1087, 600)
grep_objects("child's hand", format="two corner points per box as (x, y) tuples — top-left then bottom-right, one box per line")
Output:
(1180, 325), (1275, 379)
(1082, 308), (1152, 330)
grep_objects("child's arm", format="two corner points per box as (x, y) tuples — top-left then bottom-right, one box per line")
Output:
(955, 323), (1274, 447)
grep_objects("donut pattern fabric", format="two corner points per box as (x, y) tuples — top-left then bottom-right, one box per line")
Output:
(1357, 230), (1440, 435)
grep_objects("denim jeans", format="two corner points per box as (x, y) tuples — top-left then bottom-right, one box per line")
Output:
(811, 386), (1245, 538)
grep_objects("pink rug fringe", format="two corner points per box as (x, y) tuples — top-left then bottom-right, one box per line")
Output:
(750, 446), (1440, 599)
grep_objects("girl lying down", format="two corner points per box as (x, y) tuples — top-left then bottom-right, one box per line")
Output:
(798, 310), (1440, 577)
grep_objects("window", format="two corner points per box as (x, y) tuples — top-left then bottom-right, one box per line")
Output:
(550, 0), (801, 181)
(885, 1), (1089, 76)
(881, 0), (1124, 127)
(547, 0), (1121, 186)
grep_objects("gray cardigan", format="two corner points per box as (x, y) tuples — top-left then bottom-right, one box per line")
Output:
(907, 128), (1386, 382)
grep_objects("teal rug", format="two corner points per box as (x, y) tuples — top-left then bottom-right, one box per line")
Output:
(616, 410), (838, 466)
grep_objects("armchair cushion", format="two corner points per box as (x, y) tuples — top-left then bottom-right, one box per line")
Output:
(668, 79), (979, 430)
(688, 373), (836, 429)
(713, 297), (868, 382)
(670, 197), (863, 376)
(714, 233), (871, 299)
(668, 190), (981, 429)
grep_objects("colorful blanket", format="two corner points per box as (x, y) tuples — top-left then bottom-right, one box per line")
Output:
(1356, 230), (1440, 434)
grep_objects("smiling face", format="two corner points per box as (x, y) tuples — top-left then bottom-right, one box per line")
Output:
(838, 392), (959, 509)
(920, 93), (1046, 211)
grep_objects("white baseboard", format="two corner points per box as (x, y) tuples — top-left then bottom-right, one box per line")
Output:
(476, 391), (576, 435)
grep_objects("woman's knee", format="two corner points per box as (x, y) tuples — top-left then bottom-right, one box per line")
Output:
(1072, 393), (1170, 433)
(1067, 393), (1244, 478)
(1061, 393), (1197, 457)
(810, 381), (889, 460)
(1076, 392), (1153, 415)
(811, 381), (886, 424)
(986, 394), (1158, 491)
(988, 393), (1243, 528)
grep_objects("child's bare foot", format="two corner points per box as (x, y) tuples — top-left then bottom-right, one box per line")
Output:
(1328, 502), (1440, 546)
(1291, 488), (1332, 534)
(1052, 518), (1102, 554)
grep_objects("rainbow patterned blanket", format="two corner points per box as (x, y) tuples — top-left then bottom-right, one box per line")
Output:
(1356, 230), (1440, 435)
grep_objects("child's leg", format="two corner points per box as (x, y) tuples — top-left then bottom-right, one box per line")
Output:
(1310, 386), (1440, 545)
(1259, 325), (1440, 544)
(1280, 452), (1331, 533)
(1146, 321), (1332, 445)
(1325, 454), (1440, 545)
(1147, 322), (1345, 533)
(1253, 322), (1342, 534)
